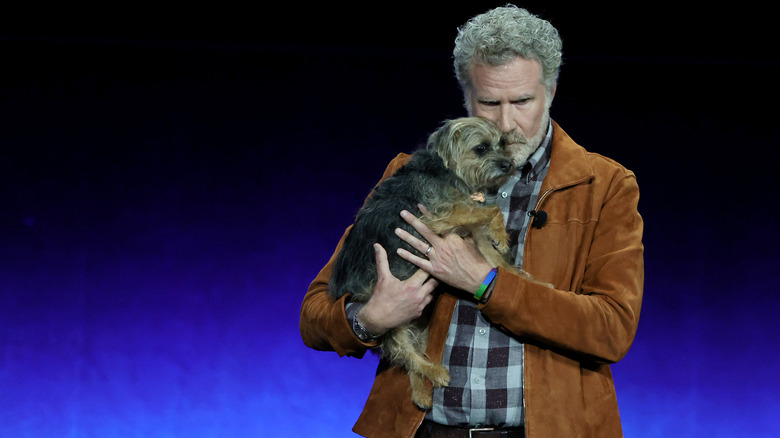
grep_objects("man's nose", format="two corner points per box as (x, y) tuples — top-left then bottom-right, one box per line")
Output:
(498, 105), (516, 133)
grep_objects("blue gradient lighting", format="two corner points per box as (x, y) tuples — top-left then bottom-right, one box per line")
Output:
(2, 14), (779, 437)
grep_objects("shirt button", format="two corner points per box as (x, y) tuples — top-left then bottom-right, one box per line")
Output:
(501, 191), (508, 198)
(474, 377), (482, 384)
(479, 328), (487, 336)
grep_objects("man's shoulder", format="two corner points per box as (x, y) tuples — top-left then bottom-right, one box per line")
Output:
(552, 121), (635, 179)
(586, 152), (636, 178)
(380, 152), (414, 180)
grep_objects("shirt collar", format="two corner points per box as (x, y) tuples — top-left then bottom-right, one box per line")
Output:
(521, 119), (553, 177)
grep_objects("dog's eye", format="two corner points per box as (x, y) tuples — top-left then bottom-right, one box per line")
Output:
(473, 143), (489, 156)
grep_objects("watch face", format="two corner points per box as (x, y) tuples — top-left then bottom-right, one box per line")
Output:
(353, 318), (375, 341)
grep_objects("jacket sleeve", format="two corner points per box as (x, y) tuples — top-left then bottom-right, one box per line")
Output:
(299, 153), (412, 356)
(481, 170), (644, 364)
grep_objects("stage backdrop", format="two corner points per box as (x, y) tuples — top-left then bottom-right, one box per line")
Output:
(2, 4), (778, 437)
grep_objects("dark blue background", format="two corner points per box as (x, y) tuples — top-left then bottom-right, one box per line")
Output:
(2, 4), (778, 437)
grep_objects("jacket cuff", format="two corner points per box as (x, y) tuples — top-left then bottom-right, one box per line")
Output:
(478, 267), (524, 312)
(332, 296), (380, 356)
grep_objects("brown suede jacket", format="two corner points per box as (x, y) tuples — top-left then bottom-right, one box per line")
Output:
(300, 121), (644, 438)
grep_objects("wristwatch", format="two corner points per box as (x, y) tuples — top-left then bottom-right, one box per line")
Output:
(353, 313), (379, 341)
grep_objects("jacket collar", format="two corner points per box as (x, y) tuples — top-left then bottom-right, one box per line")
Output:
(542, 120), (595, 193)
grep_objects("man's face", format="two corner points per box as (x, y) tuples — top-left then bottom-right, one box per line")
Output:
(468, 57), (554, 165)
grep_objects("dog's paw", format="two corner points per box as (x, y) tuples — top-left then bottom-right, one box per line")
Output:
(409, 365), (450, 410)
(491, 237), (510, 254)
(412, 387), (434, 410)
(409, 372), (434, 410)
(426, 364), (451, 387)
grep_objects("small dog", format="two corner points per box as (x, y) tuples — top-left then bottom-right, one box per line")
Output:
(328, 116), (519, 409)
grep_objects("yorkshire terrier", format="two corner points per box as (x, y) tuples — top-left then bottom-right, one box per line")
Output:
(328, 116), (522, 409)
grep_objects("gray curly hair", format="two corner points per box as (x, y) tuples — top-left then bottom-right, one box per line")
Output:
(453, 5), (563, 109)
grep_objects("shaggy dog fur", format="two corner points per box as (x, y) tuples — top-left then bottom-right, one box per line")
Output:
(328, 116), (520, 409)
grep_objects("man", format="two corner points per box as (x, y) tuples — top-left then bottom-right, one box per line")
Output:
(300, 5), (644, 438)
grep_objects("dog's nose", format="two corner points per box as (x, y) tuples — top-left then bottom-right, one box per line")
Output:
(499, 160), (512, 173)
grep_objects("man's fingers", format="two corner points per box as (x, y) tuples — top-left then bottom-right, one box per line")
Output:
(397, 246), (433, 272)
(408, 267), (432, 283)
(394, 227), (432, 256)
(400, 209), (438, 244)
(373, 243), (391, 276)
(418, 203), (432, 216)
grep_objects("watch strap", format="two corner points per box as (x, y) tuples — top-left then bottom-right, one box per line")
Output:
(353, 312), (379, 341)
(347, 303), (379, 341)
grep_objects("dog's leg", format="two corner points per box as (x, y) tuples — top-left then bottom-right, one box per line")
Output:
(473, 206), (518, 271)
(383, 324), (450, 409)
(424, 203), (506, 246)
(485, 205), (510, 253)
(407, 353), (449, 409)
(388, 325), (450, 387)
(409, 371), (433, 410)
(424, 203), (517, 272)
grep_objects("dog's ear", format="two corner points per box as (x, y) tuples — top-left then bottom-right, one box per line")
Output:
(427, 119), (460, 169)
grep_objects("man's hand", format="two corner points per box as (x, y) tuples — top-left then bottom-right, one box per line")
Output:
(395, 206), (493, 294)
(357, 243), (438, 336)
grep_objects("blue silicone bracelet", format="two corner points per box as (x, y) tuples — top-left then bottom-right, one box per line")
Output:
(474, 268), (498, 300)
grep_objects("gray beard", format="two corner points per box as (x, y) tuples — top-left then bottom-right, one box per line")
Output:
(507, 112), (550, 167)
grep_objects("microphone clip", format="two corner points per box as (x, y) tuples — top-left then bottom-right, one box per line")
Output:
(528, 210), (547, 229)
